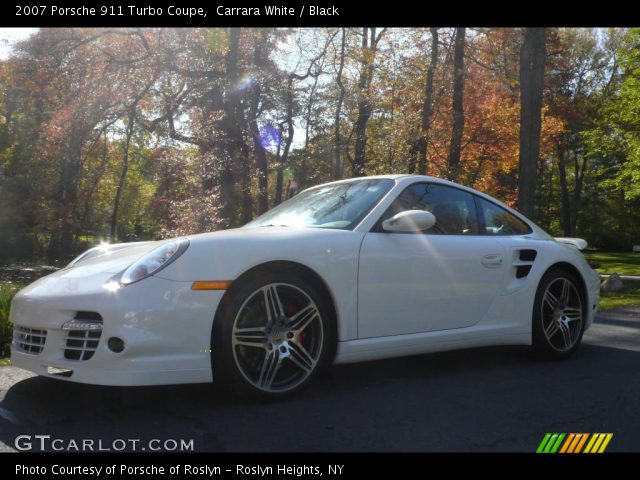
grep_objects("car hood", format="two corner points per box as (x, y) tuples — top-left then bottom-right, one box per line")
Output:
(157, 226), (360, 282)
(27, 226), (357, 287)
(50, 241), (163, 278)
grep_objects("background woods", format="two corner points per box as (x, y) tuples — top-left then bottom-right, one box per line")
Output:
(1, 27), (640, 263)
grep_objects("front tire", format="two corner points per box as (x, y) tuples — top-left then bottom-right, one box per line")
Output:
(213, 270), (335, 399)
(532, 268), (586, 359)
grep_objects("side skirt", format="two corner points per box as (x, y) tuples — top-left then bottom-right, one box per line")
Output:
(334, 325), (530, 364)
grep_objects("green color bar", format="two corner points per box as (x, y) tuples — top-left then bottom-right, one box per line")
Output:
(543, 434), (559, 453)
(550, 433), (566, 453)
(536, 433), (552, 453)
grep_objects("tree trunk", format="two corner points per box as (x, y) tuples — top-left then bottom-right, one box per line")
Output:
(415, 28), (439, 176)
(274, 126), (284, 205)
(517, 27), (546, 218)
(275, 72), (297, 206)
(221, 27), (252, 225)
(82, 129), (110, 227)
(352, 27), (384, 177)
(448, 28), (466, 181)
(248, 33), (269, 215)
(239, 143), (253, 224)
(333, 28), (346, 180)
(300, 72), (320, 186)
(109, 112), (135, 242)
(571, 151), (588, 235)
(48, 130), (83, 260)
(218, 158), (235, 227)
(557, 144), (573, 236)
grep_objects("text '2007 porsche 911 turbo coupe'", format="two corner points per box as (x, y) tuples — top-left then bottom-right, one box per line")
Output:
(9, 175), (600, 398)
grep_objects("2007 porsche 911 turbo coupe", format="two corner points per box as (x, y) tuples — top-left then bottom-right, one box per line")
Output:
(9, 175), (600, 398)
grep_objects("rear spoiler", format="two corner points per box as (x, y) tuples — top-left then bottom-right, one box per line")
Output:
(554, 237), (588, 250)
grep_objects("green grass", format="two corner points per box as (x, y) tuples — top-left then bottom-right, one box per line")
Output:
(585, 251), (640, 276)
(583, 251), (640, 310)
(598, 283), (640, 311)
(0, 283), (21, 360)
(0, 358), (10, 367)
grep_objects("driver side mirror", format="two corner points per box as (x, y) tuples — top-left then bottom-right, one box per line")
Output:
(382, 210), (436, 233)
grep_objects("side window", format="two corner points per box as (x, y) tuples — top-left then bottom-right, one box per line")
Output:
(477, 197), (532, 235)
(379, 183), (479, 235)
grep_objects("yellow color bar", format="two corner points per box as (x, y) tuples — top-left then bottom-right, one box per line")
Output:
(597, 434), (613, 453)
(583, 434), (599, 453)
(591, 434), (607, 453)
(191, 280), (231, 291)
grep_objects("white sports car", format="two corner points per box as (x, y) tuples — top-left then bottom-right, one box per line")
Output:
(10, 175), (600, 398)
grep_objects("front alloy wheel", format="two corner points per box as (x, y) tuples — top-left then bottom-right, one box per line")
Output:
(214, 270), (335, 399)
(532, 269), (586, 358)
(232, 283), (324, 393)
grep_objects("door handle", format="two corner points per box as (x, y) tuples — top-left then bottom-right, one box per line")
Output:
(481, 254), (503, 268)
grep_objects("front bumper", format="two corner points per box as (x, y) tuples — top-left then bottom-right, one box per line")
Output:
(585, 267), (601, 329)
(9, 273), (223, 386)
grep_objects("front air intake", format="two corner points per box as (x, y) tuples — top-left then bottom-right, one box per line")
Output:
(63, 311), (103, 361)
(12, 326), (47, 355)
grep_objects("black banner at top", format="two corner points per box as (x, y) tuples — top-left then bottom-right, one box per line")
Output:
(1, 0), (638, 27)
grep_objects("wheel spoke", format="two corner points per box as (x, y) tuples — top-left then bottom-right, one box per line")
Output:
(289, 303), (318, 333)
(545, 320), (559, 339)
(564, 307), (582, 321)
(560, 279), (571, 304)
(543, 289), (558, 310)
(288, 342), (315, 373)
(234, 327), (268, 349)
(257, 349), (282, 389)
(558, 321), (572, 349)
(263, 285), (284, 323)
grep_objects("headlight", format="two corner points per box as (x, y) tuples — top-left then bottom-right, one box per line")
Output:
(120, 239), (189, 285)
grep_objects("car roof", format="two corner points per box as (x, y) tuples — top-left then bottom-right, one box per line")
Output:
(309, 174), (466, 189)
(308, 174), (548, 239)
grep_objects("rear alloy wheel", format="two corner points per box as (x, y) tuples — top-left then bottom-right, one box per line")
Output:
(214, 272), (334, 399)
(532, 269), (585, 359)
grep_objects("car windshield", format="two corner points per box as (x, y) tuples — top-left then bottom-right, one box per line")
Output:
(245, 179), (394, 230)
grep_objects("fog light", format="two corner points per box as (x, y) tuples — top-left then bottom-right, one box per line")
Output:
(107, 337), (125, 353)
(47, 366), (73, 377)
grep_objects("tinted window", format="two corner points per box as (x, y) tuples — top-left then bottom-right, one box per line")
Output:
(379, 183), (479, 235)
(477, 197), (532, 235)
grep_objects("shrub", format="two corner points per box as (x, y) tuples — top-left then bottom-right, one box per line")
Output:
(0, 284), (20, 358)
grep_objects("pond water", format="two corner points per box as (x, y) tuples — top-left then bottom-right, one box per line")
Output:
(0, 264), (60, 286)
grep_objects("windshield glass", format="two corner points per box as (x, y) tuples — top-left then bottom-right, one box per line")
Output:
(245, 179), (394, 230)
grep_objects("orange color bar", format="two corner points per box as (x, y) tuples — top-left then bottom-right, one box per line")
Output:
(191, 281), (231, 291)
(560, 434), (575, 453)
(574, 434), (589, 453)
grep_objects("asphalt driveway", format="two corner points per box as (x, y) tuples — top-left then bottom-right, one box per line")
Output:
(1, 307), (639, 452)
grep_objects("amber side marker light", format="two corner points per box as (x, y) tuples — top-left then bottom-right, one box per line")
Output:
(191, 281), (231, 291)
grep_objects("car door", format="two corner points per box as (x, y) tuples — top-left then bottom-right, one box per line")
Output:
(357, 182), (507, 338)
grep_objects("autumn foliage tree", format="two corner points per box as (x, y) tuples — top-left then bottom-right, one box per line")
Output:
(1, 27), (639, 263)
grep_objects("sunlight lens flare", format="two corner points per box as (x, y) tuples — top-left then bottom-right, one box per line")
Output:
(228, 74), (255, 94)
(258, 124), (281, 150)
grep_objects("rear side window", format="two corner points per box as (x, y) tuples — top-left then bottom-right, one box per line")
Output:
(477, 197), (532, 235)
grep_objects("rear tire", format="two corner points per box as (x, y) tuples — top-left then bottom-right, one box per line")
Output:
(532, 268), (586, 359)
(212, 269), (336, 400)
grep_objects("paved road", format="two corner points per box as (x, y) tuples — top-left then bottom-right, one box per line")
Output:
(1, 308), (639, 452)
